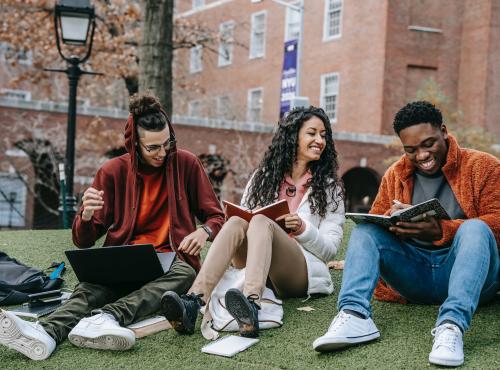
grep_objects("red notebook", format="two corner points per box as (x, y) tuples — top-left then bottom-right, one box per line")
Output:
(222, 199), (290, 231)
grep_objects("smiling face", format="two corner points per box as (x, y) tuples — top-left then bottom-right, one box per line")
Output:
(137, 126), (171, 167)
(296, 116), (327, 163)
(399, 123), (449, 175)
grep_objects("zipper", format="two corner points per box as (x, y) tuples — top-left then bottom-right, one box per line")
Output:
(127, 175), (142, 242)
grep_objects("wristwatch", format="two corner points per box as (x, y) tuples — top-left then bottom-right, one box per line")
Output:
(201, 225), (213, 240)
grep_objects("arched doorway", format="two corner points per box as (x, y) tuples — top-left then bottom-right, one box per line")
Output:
(342, 167), (380, 213)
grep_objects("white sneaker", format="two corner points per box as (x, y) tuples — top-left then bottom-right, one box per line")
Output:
(429, 323), (464, 367)
(68, 313), (135, 351)
(313, 310), (380, 352)
(0, 310), (56, 360)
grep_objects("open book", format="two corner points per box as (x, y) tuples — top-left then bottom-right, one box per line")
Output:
(222, 199), (290, 231)
(346, 198), (450, 229)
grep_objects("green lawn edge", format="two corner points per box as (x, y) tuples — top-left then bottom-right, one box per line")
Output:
(0, 224), (498, 369)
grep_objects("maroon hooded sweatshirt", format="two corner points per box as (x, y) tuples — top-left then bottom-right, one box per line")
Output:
(72, 113), (225, 271)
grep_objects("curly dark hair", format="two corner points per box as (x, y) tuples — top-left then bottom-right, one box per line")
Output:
(393, 101), (443, 135)
(129, 91), (169, 131)
(245, 106), (344, 218)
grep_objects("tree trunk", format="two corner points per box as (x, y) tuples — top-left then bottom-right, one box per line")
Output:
(139, 0), (174, 117)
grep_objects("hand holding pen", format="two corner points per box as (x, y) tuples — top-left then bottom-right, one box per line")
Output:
(389, 199), (411, 216)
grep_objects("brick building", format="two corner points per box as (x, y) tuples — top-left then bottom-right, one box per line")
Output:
(1, 0), (499, 228)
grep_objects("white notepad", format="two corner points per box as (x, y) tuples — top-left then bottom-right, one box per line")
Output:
(201, 335), (259, 357)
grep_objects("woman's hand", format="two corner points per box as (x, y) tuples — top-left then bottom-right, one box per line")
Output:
(275, 213), (304, 233)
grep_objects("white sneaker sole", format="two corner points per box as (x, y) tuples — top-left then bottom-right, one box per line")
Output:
(313, 331), (380, 352)
(0, 311), (53, 360)
(429, 354), (464, 367)
(68, 330), (135, 351)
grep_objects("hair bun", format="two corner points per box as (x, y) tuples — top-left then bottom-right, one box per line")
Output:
(129, 91), (162, 116)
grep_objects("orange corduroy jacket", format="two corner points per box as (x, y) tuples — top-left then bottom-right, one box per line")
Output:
(370, 134), (500, 303)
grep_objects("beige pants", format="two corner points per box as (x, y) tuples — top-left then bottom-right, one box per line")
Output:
(190, 215), (308, 301)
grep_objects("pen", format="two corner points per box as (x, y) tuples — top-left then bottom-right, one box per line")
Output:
(392, 199), (403, 206)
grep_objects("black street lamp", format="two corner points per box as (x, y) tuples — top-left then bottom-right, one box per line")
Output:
(45, 0), (101, 227)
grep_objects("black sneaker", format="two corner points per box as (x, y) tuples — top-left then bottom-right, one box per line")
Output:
(161, 291), (203, 334)
(224, 288), (260, 338)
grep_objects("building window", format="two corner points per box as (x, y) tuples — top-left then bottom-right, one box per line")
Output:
(188, 100), (203, 117)
(323, 0), (342, 40)
(0, 89), (32, 101)
(216, 96), (231, 119)
(320, 73), (339, 121)
(249, 11), (266, 59)
(0, 173), (26, 228)
(192, 0), (204, 9)
(218, 21), (235, 67)
(189, 45), (203, 73)
(285, 2), (301, 41)
(247, 88), (263, 122)
(0, 42), (33, 65)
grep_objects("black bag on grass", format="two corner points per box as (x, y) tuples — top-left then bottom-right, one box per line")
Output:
(0, 251), (64, 305)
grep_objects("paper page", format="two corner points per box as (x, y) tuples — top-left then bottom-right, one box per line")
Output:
(127, 315), (166, 329)
(201, 335), (259, 357)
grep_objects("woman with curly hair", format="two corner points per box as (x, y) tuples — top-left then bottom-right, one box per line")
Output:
(162, 106), (345, 338)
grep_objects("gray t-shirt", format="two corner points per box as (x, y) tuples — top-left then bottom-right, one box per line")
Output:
(411, 170), (465, 247)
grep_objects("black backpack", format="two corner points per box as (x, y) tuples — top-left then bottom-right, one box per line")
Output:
(0, 251), (64, 305)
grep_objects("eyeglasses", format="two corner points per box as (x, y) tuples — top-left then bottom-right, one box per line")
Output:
(138, 138), (176, 154)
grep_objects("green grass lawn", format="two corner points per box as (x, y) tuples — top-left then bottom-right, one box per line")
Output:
(0, 224), (499, 369)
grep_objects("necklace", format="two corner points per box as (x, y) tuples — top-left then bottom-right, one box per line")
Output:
(284, 179), (297, 197)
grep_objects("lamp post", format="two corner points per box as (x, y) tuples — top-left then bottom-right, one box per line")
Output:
(45, 0), (101, 227)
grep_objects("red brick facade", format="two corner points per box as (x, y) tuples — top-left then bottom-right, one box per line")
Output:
(1, 0), (499, 228)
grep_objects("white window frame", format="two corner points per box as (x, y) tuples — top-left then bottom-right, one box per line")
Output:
(218, 21), (235, 67)
(0, 89), (32, 101)
(0, 173), (27, 228)
(188, 100), (203, 117)
(249, 11), (267, 59)
(247, 88), (264, 122)
(0, 42), (33, 65)
(284, 1), (301, 42)
(189, 44), (203, 73)
(320, 72), (340, 122)
(192, 0), (205, 9)
(216, 95), (231, 119)
(323, 0), (343, 41)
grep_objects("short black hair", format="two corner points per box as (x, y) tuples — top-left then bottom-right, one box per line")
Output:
(393, 101), (443, 135)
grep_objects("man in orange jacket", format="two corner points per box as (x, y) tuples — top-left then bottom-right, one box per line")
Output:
(314, 101), (499, 367)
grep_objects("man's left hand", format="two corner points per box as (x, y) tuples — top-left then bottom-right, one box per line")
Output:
(178, 228), (209, 256)
(389, 214), (443, 242)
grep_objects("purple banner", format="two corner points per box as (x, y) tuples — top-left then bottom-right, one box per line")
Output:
(279, 39), (298, 118)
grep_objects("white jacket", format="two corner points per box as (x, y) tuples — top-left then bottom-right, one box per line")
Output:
(241, 178), (345, 296)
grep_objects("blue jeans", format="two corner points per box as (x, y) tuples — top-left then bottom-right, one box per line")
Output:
(337, 219), (499, 332)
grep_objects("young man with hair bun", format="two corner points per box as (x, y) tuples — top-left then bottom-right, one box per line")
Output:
(0, 92), (225, 360)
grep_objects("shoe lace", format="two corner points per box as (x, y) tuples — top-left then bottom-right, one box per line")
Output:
(431, 324), (460, 351)
(328, 311), (349, 332)
(181, 292), (204, 306)
(247, 294), (261, 310)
